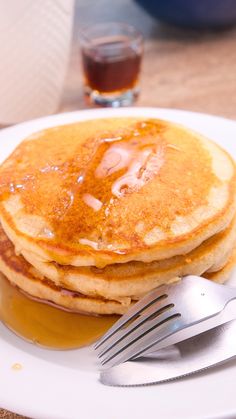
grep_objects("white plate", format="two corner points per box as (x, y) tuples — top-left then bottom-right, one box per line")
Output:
(0, 108), (236, 419)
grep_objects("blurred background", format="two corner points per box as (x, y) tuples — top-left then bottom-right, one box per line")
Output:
(62, 0), (236, 118)
(1, 0), (236, 124)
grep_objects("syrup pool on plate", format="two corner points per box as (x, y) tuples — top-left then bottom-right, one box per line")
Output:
(0, 274), (117, 349)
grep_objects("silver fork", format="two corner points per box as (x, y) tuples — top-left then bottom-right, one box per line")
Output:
(94, 275), (236, 368)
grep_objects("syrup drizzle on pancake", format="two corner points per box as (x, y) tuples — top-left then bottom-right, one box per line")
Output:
(0, 117), (224, 268)
(75, 120), (166, 250)
(0, 120), (168, 253)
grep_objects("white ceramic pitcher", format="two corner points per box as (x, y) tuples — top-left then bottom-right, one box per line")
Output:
(0, 0), (74, 124)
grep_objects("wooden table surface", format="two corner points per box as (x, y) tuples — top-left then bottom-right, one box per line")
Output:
(1, 0), (236, 418)
(61, 0), (236, 119)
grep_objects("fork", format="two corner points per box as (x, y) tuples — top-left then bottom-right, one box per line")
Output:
(94, 275), (236, 368)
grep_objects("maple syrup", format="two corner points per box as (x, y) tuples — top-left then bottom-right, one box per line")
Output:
(81, 37), (142, 93)
(0, 120), (167, 263)
(0, 274), (117, 349)
(80, 23), (143, 105)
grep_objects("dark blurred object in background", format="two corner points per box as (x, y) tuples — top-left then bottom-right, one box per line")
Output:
(135, 0), (236, 29)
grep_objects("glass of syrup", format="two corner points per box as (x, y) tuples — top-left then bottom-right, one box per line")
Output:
(80, 22), (143, 107)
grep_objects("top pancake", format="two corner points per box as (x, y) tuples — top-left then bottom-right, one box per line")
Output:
(0, 117), (235, 267)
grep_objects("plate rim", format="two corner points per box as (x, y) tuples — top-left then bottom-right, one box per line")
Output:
(0, 106), (236, 419)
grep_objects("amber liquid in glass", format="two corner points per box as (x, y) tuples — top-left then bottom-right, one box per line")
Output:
(82, 36), (142, 94)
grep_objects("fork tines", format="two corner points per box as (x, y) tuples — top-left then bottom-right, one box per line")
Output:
(94, 283), (182, 368)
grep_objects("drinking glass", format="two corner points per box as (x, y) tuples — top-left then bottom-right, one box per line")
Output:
(80, 22), (143, 107)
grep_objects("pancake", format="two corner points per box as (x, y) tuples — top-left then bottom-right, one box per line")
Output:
(0, 118), (235, 267)
(0, 225), (130, 315)
(205, 246), (236, 283)
(21, 213), (236, 300)
(0, 223), (235, 315)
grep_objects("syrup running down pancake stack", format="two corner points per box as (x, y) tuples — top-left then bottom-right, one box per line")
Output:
(0, 117), (235, 315)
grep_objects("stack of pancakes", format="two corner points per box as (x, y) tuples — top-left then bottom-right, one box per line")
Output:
(0, 117), (235, 315)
